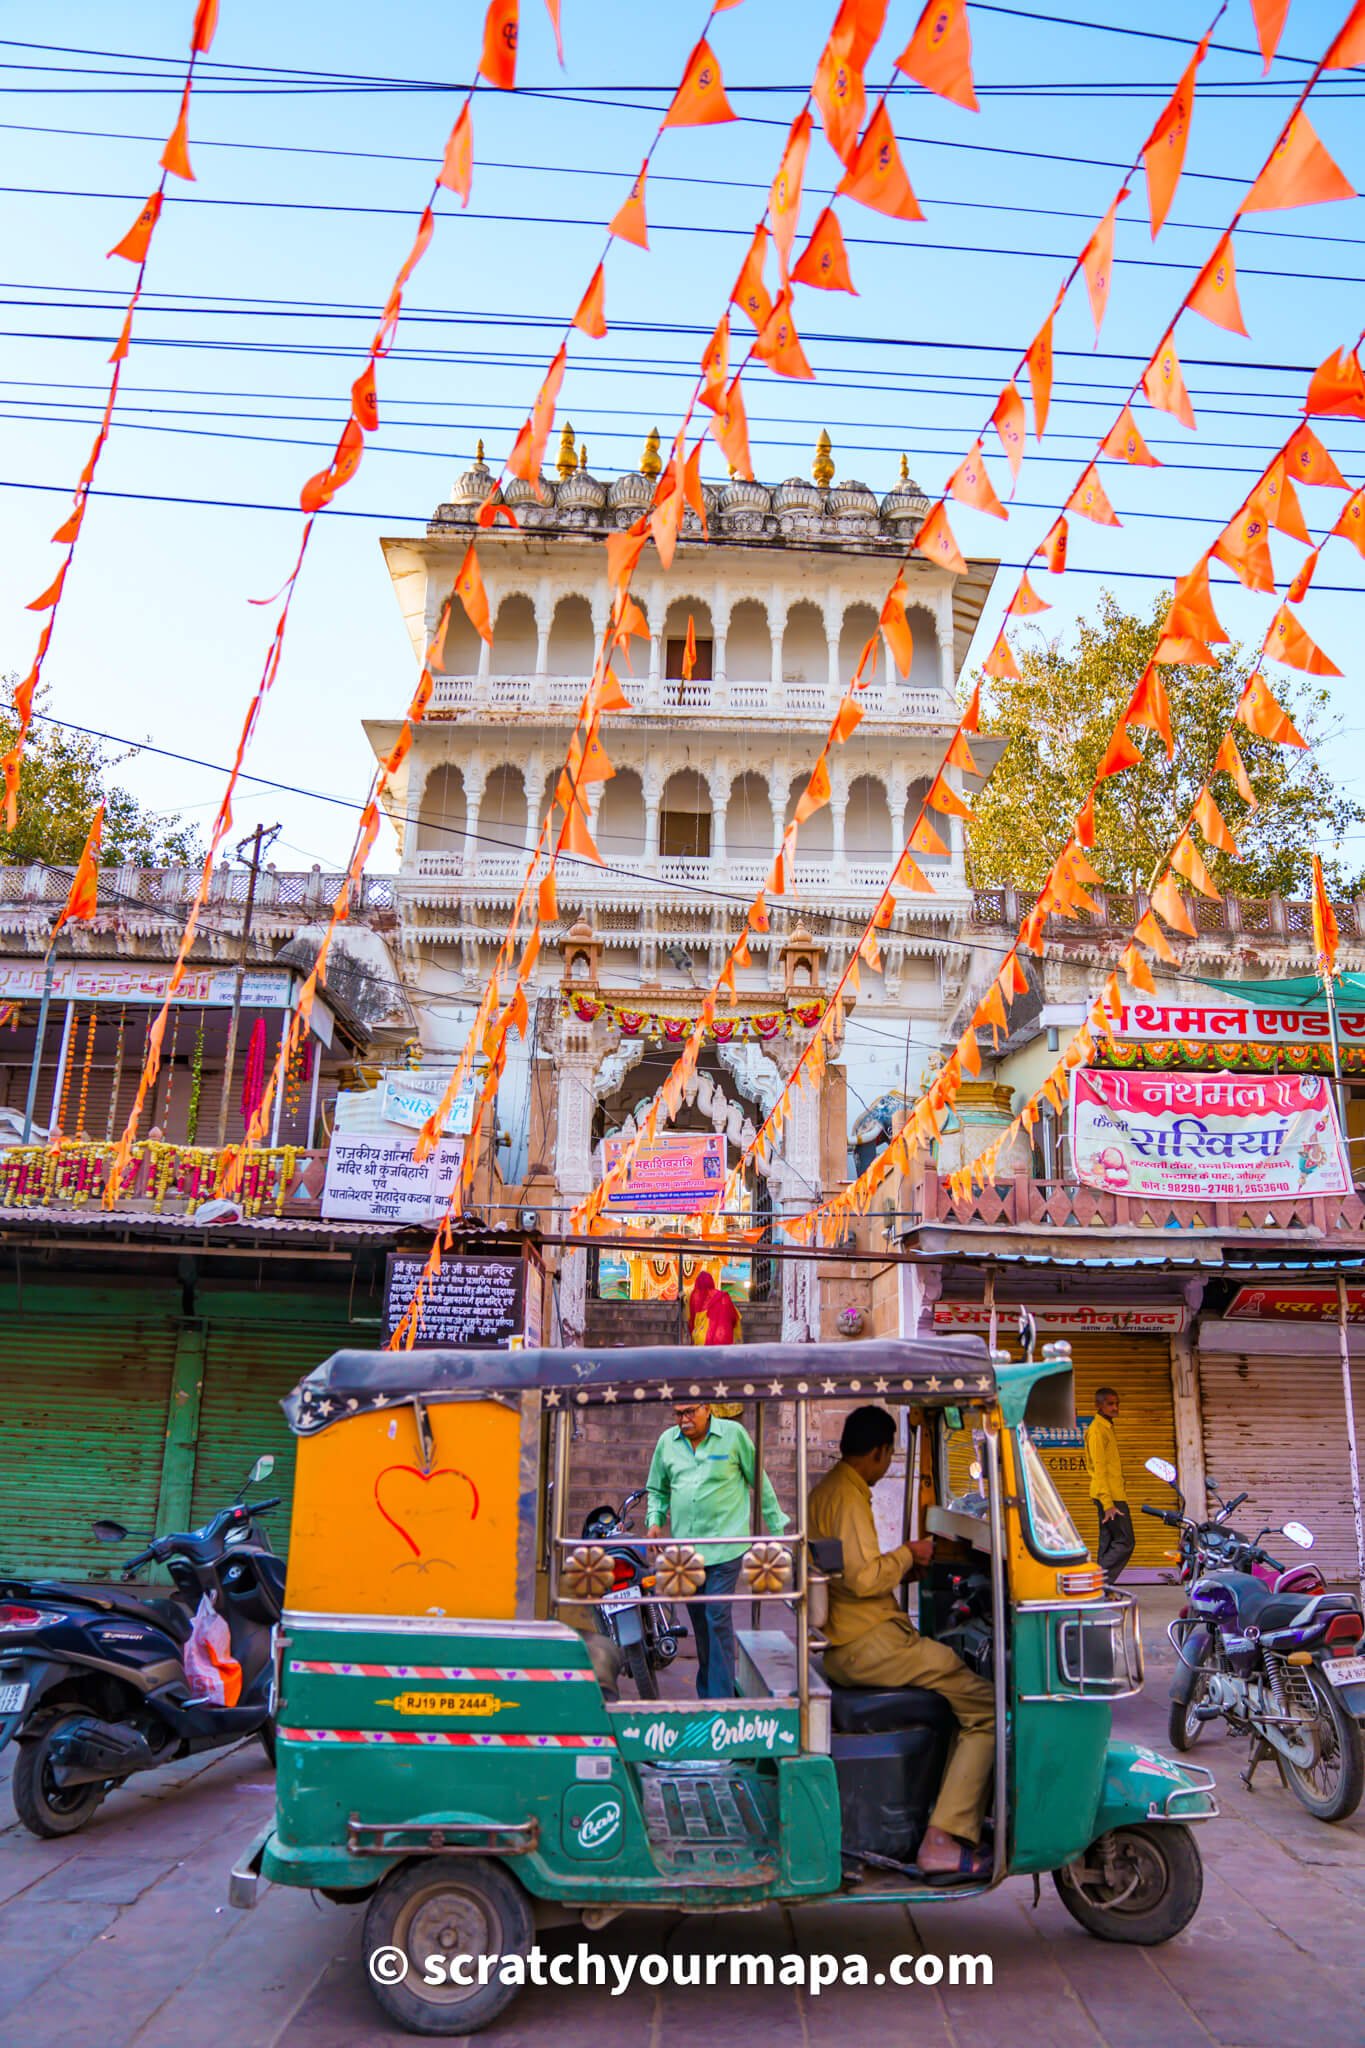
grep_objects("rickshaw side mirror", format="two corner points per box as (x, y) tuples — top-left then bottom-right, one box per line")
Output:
(809, 1538), (844, 1575)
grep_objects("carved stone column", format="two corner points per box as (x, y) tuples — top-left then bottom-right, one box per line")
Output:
(708, 768), (730, 869)
(553, 1019), (601, 1346)
(767, 767), (787, 859)
(462, 765), (487, 878)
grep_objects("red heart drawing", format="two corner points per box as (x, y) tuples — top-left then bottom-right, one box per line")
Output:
(374, 1464), (480, 1560)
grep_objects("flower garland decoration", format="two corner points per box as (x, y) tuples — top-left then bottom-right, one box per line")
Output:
(105, 1004), (126, 1141)
(74, 1006), (97, 1137)
(185, 1015), (205, 1145)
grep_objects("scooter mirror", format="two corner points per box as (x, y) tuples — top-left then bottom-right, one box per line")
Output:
(1282, 1521), (1314, 1549)
(1145, 1457), (1178, 1484)
(249, 1454), (275, 1485)
(92, 1519), (128, 1543)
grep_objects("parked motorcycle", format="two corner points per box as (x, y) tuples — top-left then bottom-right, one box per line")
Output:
(0, 1455), (286, 1837)
(581, 1488), (684, 1700)
(1143, 1456), (1365, 1821)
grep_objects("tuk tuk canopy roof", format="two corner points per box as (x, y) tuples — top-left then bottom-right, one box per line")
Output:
(284, 1337), (996, 1435)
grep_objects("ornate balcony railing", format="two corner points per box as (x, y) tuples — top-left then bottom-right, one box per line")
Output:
(969, 884), (1364, 944)
(911, 1172), (1365, 1239)
(426, 670), (954, 724)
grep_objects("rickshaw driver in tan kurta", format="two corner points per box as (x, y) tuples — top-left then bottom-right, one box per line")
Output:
(809, 1406), (996, 1883)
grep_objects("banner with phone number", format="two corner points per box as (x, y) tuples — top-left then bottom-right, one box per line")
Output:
(1070, 1069), (1350, 1201)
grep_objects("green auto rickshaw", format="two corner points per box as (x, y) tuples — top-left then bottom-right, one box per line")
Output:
(229, 1334), (1215, 2033)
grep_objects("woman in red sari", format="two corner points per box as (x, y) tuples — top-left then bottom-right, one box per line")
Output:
(687, 1270), (716, 1344)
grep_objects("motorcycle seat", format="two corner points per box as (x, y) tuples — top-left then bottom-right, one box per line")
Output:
(826, 1680), (956, 1736)
(1203, 1571), (1313, 1634)
(27, 1581), (193, 1644)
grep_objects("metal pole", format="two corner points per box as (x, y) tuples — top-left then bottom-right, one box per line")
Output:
(216, 822), (280, 1148)
(46, 998), (76, 1134)
(1336, 1273), (1365, 1610)
(1323, 960), (1348, 1134)
(305, 1029), (322, 1148)
(20, 941), (58, 1142)
(750, 1399), (766, 1630)
(985, 1267), (998, 1355)
(794, 1397), (810, 1750)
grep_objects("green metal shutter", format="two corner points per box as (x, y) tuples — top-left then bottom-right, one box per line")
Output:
(188, 1310), (374, 1546)
(0, 1310), (178, 1580)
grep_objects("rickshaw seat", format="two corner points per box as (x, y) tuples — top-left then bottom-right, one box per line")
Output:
(828, 1684), (955, 1736)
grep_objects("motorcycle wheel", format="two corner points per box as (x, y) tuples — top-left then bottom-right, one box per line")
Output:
(12, 1712), (108, 1838)
(363, 1855), (532, 2035)
(1278, 1668), (1365, 1822)
(1168, 1639), (1212, 1754)
(1053, 1823), (1203, 1946)
(624, 1635), (659, 1700)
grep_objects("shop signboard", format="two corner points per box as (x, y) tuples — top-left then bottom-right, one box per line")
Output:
(380, 1068), (477, 1137)
(1070, 1069), (1350, 1201)
(601, 1132), (726, 1213)
(321, 1134), (464, 1224)
(1112, 1002), (1365, 1043)
(382, 1252), (525, 1348)
(933, 1303), (1188, 1335)
(1225, 1285), (1365, 1322)
(0, 958), (294, 1008)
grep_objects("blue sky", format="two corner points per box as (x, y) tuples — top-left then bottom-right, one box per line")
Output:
(1, 0), (1361, 877)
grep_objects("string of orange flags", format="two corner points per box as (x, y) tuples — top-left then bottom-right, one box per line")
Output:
(0, 0), (218, 830)
(781, 374), (1363, 1247)
(101, 0), (549, 1206)
(562, 0), (1356, 1242)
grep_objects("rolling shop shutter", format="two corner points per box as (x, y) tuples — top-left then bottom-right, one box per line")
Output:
(1031, 1332), (1178, 1575)
(188, 1306), (376, 1545)
(1198, 1349), (1365, 1585)
(0, 1309), (178, 1580)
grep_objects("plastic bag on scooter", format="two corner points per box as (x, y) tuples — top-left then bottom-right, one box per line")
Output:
(184, 1594), (242, 1708)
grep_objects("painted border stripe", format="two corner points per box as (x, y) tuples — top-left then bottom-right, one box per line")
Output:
(286, 1662), (595, 1681)
(277, 1728), (615, 1748)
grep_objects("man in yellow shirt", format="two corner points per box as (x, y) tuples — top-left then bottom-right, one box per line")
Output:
(808, 1406), (995, 1883)
(1084, 1386), (1134, 1586)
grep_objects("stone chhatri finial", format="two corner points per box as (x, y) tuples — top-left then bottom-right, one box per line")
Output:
(475, 437), (485, 464)
(640, 426), (662, 479)
(813, 429), (834, 488)
(578, 442), (589, 471)
(556, 421), (577, 480)
(899, 453), (909, 484)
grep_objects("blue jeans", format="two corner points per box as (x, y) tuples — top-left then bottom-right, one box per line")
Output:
(694, 1558), (742, 1700)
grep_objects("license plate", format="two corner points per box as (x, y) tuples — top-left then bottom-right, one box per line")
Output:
(1324, 1654), (1365, 1688)
(601, 1587), (640, 1613)
(0, 1681), (29, 1715)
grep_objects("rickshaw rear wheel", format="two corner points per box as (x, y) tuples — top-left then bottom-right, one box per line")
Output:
(363, 1855), (533, 2035)
(1053, 1823), (1202, 1946)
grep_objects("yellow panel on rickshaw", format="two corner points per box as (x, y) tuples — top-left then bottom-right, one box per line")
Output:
(285, 1399), (521, 1617)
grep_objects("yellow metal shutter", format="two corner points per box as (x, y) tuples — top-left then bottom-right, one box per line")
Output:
(1030, 1334), (1178, 1575)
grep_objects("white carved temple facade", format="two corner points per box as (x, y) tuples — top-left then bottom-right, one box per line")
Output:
(371, 434), (999, 1339)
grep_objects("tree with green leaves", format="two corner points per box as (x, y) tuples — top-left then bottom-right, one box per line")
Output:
(965, 594), (1362, 899)
(1, 683), (201, 868)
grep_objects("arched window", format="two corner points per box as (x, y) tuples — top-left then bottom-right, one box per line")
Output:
(903, 605), (941, 690)
(547, 594), (595, 674)
(724, 599), (770, 684)
(490, 593), (537, 677)
(781, 600), (826, 684)
(416, 765), (466, 851)
(437, 603), (482, 677)
(784, 773), (832, 857)
(596, 768), (646, 859)
(659, 767), (712, 860)
(725, 771), (771, 865)
(845, 775), (893, 868)
(479, 764), (528, 851)
(839, 603), (879, 688)
(662, 598), (713, 681)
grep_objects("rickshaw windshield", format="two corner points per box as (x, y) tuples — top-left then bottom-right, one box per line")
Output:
(1016, 1424), (1087, 1561)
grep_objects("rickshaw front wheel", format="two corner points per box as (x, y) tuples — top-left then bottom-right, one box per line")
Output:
(1053, 1823), (1203, 1946)
(362, 1855), (533, 2035)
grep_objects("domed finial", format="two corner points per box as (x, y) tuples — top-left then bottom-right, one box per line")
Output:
(813, 429), (834, 489)
(475, 437), (485, 464)
(578, 441), (588, 471)
(640, 426), (662, 479)
(899, 453), (909, 485)
(556, 420), (577, 480)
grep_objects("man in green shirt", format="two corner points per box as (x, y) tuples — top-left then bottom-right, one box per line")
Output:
(646, 1401), (787, 1699)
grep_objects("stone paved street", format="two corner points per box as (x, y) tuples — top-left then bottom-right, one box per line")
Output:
(2, 1594), (1362, 2048)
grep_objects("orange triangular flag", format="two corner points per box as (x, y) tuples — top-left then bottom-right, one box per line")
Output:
(1283, 423), (1349, 490)
(1237, 672), (1307, 746)
(1312, 852), (1339, 976)
(1037, 516), (1068, 574)
(699, 312), (730, 412)
(813, 28), (866, 166)
(1068, 463), (1121, 526)
(437, 102), (473, 204)
(927, 774), (972, 821)
(1081, 188), (1128, 338)
(161, 85), (195, 181)
(665, 39), (736, 127)
(1186, 233), (1247, 335)
(880, 577), (914, 676)
(754, 290), (814, 380)
(1102, 972), (1123, 1019)
(539, 870), (558, 923)
(1244, 113), (1354, 213)
(480, 0), (518, 89)
(910, 814), (949, 858)
(1265, 605), (1341, 676)
(1120, 941), (1158, 993)
(957, 1025), (982, 1076)
(610, 162), (649, 249)
(1142, 49), (1199, 237)
(896, 0), (978, 111)
(1026, 317), (1053, 439)
(1214, 729), (1257, 807)
(960, 681), (982, 731)
(1095, 725), (1141, 781)
(946, 726), (979, 772)
(1194, 786), (1238, 855)
(108, 192), (162, 264)
(893, 849), (934, 892)
(1168, 553), (1229, 643)
(507, 342), (567, 492)
(1262, 458), (1311, 544)
(52, 804), (103, 933)
(915, 502), (967, 573)
(948, 440), (1007, 519)
(26, 563), (67, 612)
(1332, 487), (1365, 557)
(573, 264), (607, 339)
(1249, 0), (1290, 69)
(1326, 0), (1365, 66)
(1212, 493), (1275, 592)
(1287, 550), (1319, 605)
(1126, 664), (1173, 757)
(836, 99), (924, 221)
(1150, 875), (1197, 936)
(1142, 331), (1196, 429)
(770, 110), (813, 274)
(605, 519), (650, 592)
(991, 383), (1027, 483)
(453, 543), (493, 644)
(710, 378), (752, 480)
(733, 224), (774, 330)
(1304, 346), (1365, 420)
(681, 614), (698, 682)
(832, 693), (864, 745)
(982, 631), (1019, 679)
(1076, 792), (1095, 847)
(1101, 405), (1161, 466)
(559, 790), (601, 864)
(1171, 833), (1219, 899)
(794, 752), (832, 824)
(1008, 571), (1050, 615)
(791, 205), (858, 293)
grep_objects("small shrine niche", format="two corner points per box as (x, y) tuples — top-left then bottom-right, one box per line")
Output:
(780, 921), (825, 996)
(561, 915), (601, 986)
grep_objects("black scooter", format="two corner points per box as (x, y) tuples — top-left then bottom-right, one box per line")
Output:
(0, 1455), (286, 1837)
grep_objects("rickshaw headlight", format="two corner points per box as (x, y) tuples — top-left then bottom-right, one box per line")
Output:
(562, 1544), (616, 1601)
(741, 1541), (793, 1595)
(654, 1543), (706, 1600)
